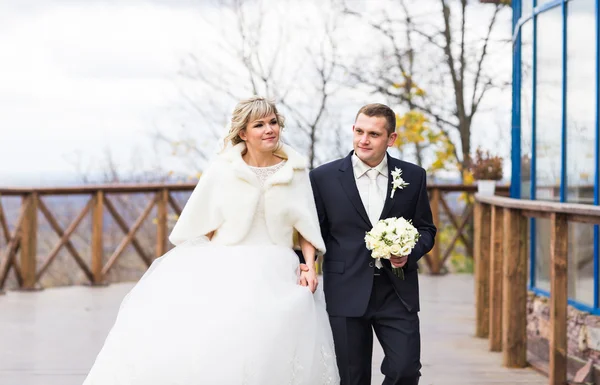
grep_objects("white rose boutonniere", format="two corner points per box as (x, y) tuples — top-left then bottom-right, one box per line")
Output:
(390, 167), (409, 198)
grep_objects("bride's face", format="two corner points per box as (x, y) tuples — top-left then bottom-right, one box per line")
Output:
(240, 113), (280, 153)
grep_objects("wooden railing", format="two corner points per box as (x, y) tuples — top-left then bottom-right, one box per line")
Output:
(474, 194), (600, 385)
(0, 183), (502, 291)
(0, 184), (190, 290)
(424, 184), (509, 274)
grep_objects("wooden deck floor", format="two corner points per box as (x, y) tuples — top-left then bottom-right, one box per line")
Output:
(0, 274), (546, 385)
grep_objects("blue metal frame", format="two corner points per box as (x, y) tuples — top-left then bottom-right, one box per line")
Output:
(560, 0), (568, 203)
(595, 0), (600, 309)
(530, 0), (538, 289)
(515, 0), (600, 310)
(531, 287), (600, 315)
(513, 0), (565, 43)
(511, 0), (523, 199)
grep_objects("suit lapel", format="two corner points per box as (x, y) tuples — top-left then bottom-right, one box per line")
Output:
(379, 153), (396, 220)
(338, 153), (371, 227)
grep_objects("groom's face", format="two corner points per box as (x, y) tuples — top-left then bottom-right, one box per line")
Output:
(352, 113), (397, 167)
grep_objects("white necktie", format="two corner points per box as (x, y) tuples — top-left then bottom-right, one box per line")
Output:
(366, 168), (383, 226)
(366, 168), (384, 268)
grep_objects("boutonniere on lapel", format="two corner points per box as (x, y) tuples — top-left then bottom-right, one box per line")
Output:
(390, 167), (409, 198)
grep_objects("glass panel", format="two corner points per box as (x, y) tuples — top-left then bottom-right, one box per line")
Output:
(566, 0), (595, 204)
(568, 222), (595, 306)
(521, 22), (533, 199)
(535, 6), (562, 202)
(536, 0), (560, 8)
(522, 0), (533, 19)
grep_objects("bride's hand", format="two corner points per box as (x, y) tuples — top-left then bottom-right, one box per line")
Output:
(299, 266), (318, 293)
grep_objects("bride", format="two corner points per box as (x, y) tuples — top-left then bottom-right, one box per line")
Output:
(82, 96), (339, 385)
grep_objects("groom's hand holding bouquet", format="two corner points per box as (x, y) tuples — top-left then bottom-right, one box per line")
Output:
(365, 217), (420, 280)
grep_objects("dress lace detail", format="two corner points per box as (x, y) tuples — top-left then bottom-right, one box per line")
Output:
(236, 161), (287, 245)
(248, 161), (286, 185)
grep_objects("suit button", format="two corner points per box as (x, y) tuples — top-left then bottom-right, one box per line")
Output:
(369, 262), (374, 268)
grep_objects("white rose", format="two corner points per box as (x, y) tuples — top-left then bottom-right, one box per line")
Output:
(365, 234), (377, 249)
(374, 221), (387, 234)
(389, 233), (401, 243)
(400, 245), (413, 256)
(381, 246), (392, 258)
(390, 244), (402, 255)
(368, 240), (379, 251)
(372, 249), (385, 259)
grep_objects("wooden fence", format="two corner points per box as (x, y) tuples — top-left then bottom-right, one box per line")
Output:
(474, 194), (600, 385)
(0, 183), (506, 291)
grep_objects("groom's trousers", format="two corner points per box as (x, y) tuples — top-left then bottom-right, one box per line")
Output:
(329, 274), (421, 385)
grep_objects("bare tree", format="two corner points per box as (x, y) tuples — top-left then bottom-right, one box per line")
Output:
(340, 0), (511, 178)
(173, 0), (344, 169)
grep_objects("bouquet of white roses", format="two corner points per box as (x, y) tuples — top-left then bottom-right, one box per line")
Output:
(364, 217), (420, 280)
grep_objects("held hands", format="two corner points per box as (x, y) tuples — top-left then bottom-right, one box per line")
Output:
(390, 255), (408, 268)
(298, 264), (318, 293)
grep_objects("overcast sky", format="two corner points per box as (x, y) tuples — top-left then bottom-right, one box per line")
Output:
(0, 0), (219, 184)
(0, 0), (519, 186)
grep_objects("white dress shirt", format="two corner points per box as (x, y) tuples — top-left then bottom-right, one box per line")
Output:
(352, 154), (388, 222)
(353, 154), (388, 268)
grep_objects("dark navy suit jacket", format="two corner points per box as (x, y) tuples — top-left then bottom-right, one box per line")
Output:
(309, 152), (436, 317)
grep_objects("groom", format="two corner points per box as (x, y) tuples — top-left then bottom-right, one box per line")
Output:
(305, 103), (436, 385)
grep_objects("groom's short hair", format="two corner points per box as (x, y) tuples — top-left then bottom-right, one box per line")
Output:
(355, 103), (396, 135)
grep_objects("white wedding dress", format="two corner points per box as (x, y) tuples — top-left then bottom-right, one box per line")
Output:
(83, 162), (339, 385)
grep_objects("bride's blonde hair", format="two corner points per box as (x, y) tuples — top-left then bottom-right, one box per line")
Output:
(223, 96), (286, 155)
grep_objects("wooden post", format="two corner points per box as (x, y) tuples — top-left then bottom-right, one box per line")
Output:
(474, 201), (491, 338)
(549, 213), (568, 385)
(502, 208), (528, 367)
(430, 188), (441, 274)
(20, 193), (38, 289)
(489, 205), (504, 351)
(156, 189), (168, 258)
(92, 191), (104, 285)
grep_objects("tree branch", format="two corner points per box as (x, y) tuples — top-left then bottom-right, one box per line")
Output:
(470, 4), (501, 117)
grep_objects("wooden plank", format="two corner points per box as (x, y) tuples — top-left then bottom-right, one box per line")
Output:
(103, 197), (153, 267)
(0, 183), (197, 196)
(502, 208), (528, 367)
(20, 194), (38, 289)
(0, 198), (29, 288)
(168, 193), (183, 216)
(92, 191), (104, 284)
(0, 239), (21, 289)
(521, 210), (551, 219)
(102, 194), (157, 276)
(440, 204), (473, 266)
(489, 205), (504, 352)
(439, 195), (474, 256)
(474, 202), (491, 338)
(521, 211), (598, 225)
(549, 213), (568, 385)
(156, 189), (168, 258)
(36, 198), (93, 283)
(426, 184), (510, 193)
(477, 194), (600, 220)
(0, 194), (10, 243)
(429, 188), (442, 274)
(568, 213), (600, 225)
